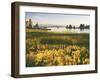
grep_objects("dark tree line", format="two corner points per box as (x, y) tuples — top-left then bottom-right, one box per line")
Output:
(26, 19), (40, 29)
(79, 24), (90, 30)
(66, 24), (90, 31)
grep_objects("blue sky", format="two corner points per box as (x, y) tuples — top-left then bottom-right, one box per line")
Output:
(25, 12), (90, 26)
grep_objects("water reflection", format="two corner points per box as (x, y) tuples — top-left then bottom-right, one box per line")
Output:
(47, 27), (89, 33)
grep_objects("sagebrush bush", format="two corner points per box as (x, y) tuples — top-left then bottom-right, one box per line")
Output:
(26, 45), (89, 67)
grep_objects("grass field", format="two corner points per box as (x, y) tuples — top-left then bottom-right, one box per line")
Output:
(26, 29), (90, 67)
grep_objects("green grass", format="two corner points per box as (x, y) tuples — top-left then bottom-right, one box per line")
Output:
(26, 29), (89, 49)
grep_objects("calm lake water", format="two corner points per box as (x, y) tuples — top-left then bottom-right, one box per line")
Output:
(47, 27), (89, 33)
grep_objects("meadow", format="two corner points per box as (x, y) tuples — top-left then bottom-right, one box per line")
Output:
(26, 29), (90, 67)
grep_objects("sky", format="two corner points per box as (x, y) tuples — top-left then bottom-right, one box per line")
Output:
(25, 12), (90, 26)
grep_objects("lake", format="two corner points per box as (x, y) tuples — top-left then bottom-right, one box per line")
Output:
(47, 27), (89, 33)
